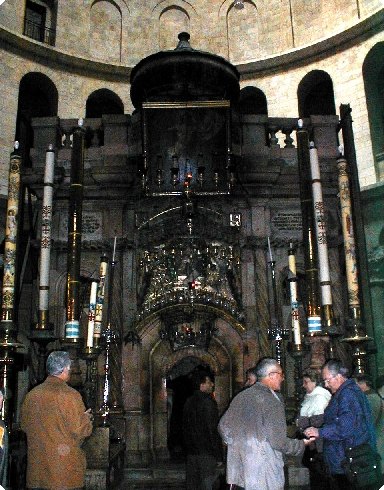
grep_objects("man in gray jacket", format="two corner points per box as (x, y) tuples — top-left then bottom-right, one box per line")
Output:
(219, 357), (313, 490)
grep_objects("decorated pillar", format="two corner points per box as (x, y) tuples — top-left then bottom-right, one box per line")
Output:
(0, 142), (24, 425)
(337, 153), (372, 373)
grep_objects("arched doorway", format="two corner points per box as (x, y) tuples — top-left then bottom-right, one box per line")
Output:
(166, 357), (214, 460)
(147, 325), (240, 462)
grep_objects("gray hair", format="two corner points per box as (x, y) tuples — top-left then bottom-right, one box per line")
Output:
(46, 351), (71, 376)
(255, 358), (280, 379)
(323, 359), (349, 379)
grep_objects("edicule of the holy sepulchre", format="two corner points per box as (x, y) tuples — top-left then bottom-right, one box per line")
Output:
(0, 1), (384, 488)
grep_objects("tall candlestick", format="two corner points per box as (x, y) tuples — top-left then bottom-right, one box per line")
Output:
(1, 142), (22, 332)
(37, 144), (55, 330)
(337, 155), (360, 312)
(0, 142), (23, 427)
(94, 255), (108, 347)
(65, 122), (85, 341)
(309, 142), (334, 329)
(288, 244), (301, 345)
(267, 236), (273, 262)
(296, 122), (322, 335)
(86, 281), (98, 348)
(112, 236), (117, 263)
(288, 242), (296, 275)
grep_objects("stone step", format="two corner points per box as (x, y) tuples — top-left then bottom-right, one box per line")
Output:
(119, 465), (187, 489)
(116, 463), (311, 489)
(127, 481), (187, 490)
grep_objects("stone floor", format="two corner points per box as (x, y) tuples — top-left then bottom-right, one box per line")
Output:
(114, 461), (311, 489)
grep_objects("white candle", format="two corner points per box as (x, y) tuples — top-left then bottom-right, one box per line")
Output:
(112, 236), (117, 262)
(39, 145), (55, 318)
(288, 245), (301, 345)
(94, 255), (108, 339)
(86, 280), (98, 347)
(288, 242), (296, 276)
(309, 143), (332, 307)
(267, 236), (273, 262)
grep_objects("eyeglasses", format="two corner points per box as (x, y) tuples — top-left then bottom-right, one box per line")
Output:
(322, 375), (337, 385)
(269, 371), (285, 378)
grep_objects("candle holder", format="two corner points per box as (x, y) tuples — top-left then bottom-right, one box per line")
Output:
(266, 247), (289, 366)
(29, 327), (58, 383)
(341, 312), (373, 374)
(288, 342), (308, 411)
(268, 322), (290, 366)
(81, 345), (101, 412)
(99, 323), (115, 426)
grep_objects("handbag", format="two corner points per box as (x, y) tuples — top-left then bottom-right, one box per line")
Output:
(342, 442), (381, 488)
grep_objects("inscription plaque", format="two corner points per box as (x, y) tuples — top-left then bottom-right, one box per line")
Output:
(271, 211), (302, 236)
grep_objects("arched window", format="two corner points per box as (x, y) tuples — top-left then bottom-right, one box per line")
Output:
(85, 89), (124, 118)
(363, 43), (384, 182)
(298, 70), (336, 118)
(16, 73), (58, 167)
(23, 0), (56, 45)
(237, 86), (268, 115)
(227, 1), (259, 63)
(159, 6), (190, 51)
(236, 86), (268, 148)
(90, 0), (122, 62)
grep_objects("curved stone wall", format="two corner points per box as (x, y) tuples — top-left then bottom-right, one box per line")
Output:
(0, 2), (383, 195)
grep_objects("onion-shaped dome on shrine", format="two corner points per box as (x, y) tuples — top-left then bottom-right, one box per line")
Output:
(130, 32), (240, 108)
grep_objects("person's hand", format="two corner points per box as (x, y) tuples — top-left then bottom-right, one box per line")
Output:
(304, 427), (319, 439)
(85, 408), (94, 422)
(303, 436), (316, 446)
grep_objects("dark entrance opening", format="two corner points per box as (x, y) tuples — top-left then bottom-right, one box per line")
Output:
(166, 357), (214, 460)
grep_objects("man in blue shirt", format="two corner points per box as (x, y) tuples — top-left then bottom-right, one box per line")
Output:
(305, 359), (376, 489)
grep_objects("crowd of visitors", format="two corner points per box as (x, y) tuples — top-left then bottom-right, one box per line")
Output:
(0, 353), (382, 490)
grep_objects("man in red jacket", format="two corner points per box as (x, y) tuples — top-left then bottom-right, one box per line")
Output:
(21, 351), (93, 490)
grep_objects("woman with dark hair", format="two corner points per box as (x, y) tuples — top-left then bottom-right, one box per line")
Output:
(297, 369), (331, 489)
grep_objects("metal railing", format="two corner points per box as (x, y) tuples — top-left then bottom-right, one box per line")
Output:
(23, 19), (56, 46)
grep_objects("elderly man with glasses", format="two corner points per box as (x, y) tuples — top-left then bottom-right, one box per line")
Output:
(304, 359), (377, 489)
(219, 357), (313, 490)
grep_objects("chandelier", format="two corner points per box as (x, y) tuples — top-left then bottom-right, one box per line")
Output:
(136, 239), (242, 320)
(135, 237), (243, 350)
(159, 309), (217, 351)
